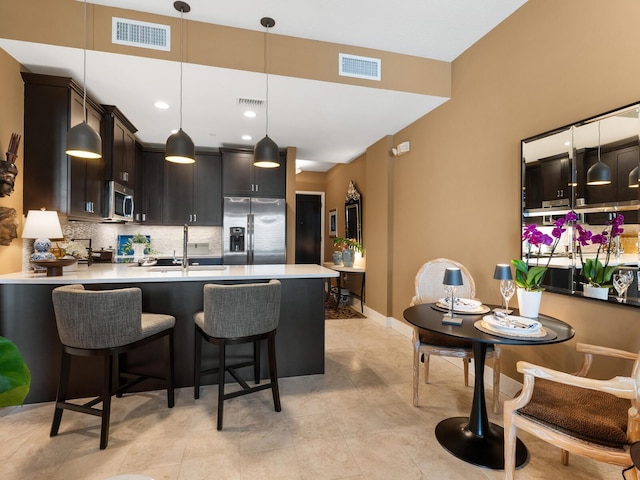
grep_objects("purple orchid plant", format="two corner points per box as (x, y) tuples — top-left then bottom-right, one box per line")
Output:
(575, 214), (624, 288)
(512, 212), (577, 292)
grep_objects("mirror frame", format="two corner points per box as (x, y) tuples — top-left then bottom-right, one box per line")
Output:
(345, 180), (362, 248)
(521, 101), (640, 308)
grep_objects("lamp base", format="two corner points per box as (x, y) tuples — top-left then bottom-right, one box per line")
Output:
(442, 314), (463, 326)
(31, 258), (77, 276)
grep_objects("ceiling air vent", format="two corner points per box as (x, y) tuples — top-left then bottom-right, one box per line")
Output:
(339, 53), (381, 81)
(237, 97), (265, 107)
(112, 17), (170, 51)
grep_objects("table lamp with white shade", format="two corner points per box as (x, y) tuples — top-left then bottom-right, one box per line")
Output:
(22, 209), (64, 261)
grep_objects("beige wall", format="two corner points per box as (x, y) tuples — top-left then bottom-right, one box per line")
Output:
(1, 0), (450, 98)
(389, 0), (640, 379)
(295, 171), (325, 193)
(0, 49), (24, 274)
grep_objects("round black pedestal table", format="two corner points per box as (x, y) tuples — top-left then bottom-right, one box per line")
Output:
(403, 303), (575, 470)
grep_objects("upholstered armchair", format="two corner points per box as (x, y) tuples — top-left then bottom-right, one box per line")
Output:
(504, 342), (640, 480)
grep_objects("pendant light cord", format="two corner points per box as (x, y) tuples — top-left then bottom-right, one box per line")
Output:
(82, 0), (87, 123)
(179, 7), (184, 130)
(264, 22), (270, 136)
(597, 120), (601, 162)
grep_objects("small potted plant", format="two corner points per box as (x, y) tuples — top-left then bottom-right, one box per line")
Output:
(332, 237), (363, 267)
(122, 234), (152, 257)
(576, 214), (624, 299)
(511, 212), (576, 317)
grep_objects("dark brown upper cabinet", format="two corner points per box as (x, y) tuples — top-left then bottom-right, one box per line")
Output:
(221, 148), (286, 198)
(101, 105), (138, 189)
(22, 72), (106, 221)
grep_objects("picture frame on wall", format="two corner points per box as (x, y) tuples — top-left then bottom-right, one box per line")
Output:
(329, 209), (337, 237)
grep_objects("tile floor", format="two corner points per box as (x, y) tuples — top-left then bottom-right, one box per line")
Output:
(1, 318), (623, 480)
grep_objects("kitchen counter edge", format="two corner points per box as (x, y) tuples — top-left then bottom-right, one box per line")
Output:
(0, 263), (339, 285)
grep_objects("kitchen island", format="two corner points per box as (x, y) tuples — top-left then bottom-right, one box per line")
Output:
(0, 263), (338, 403)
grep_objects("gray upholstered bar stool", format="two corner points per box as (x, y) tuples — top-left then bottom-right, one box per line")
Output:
(193, 280), (281, 430)
(51, 284), (175, 449)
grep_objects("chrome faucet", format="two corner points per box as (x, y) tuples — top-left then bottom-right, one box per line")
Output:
(171, 224), (189, 270)
(182, 224), (189, 270)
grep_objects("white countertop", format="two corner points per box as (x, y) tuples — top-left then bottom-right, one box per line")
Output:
(0, 263), (339, 285)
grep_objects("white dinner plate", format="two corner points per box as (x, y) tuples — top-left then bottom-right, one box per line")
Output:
(438, 297), (482, 312)
(482, 314), (541, 333)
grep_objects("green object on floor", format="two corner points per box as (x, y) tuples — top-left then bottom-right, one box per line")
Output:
(0, 336), (31, 407)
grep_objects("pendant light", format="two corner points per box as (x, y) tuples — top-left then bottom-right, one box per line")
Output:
(254, 17), (280, 169)
(65, 0), (102, 159)
(629, 164), (639, 188)
(586, 121), (611, 186)
(165, 1), (195, 164)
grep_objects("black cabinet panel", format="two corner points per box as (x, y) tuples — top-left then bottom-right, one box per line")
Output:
(222, 148), (286, 197)
(157, 150), (222, 226)
(23, 73), (105, 220)
(138, 150), (164, 224)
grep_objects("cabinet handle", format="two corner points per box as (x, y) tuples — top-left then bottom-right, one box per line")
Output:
(251, 184), (255, 192)
(255, 184), (259, 192)
(85, 201), (94, 213)
(189, 214), (193, 222)
(142, 213), (146, 222)
(193, 213), (197, 222)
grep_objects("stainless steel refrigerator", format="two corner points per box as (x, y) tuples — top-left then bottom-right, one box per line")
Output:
(223, 197), (286, 264)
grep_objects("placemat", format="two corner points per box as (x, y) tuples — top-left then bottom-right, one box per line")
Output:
(474, 320), (557, 341)
(432, 303), (491, 315)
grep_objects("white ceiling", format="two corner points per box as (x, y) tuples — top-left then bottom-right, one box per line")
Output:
(1, 0), (527, 172)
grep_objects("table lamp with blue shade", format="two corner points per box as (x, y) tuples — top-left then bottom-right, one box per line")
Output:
(22, 209), (63, 260)
(442, 267), (464, 325)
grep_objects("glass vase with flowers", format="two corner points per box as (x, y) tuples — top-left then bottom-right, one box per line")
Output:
(575, 214), (624, 294)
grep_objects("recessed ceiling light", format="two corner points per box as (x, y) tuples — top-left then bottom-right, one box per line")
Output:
(241, 134), (252, 141)
(209, 133), (217, 137)
(155, 101), (170, 109)
(244, 111), (257, 118)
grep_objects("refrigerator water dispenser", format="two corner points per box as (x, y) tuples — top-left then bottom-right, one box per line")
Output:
(230, 227), (245, 252)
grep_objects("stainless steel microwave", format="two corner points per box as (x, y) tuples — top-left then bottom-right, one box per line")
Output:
(104, 181), (134, 222)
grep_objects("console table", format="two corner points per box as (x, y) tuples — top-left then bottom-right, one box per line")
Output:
(323, 263), (365, 312)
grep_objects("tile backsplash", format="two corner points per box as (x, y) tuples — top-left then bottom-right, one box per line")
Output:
(22, 219), (222, 270)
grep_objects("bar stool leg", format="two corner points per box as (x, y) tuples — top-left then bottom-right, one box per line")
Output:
(268, 333), (281, 412)
(165, 330), (175, 408)
(217, 341), (226, 431)
(50, 350), (71, 437)
(194, 328), (202, 399)
(253, 340), (261, 384)
(100, 354), (113, 450)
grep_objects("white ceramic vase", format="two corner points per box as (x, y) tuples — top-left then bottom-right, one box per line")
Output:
(583, 284), (610, 300)
(132, 243), (146, 258)
(516, 288), (542, 318)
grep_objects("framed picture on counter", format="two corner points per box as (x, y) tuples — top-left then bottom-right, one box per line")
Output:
(329, 209), (337, 237)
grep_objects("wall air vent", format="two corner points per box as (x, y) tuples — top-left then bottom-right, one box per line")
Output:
(339, 53), (381, 81)
(237, 97), (265, 107)
(112, 17), (170, 51)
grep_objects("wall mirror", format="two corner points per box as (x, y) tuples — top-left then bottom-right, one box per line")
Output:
(521, 102), (640, 308)
(345, 180), (362, 247)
